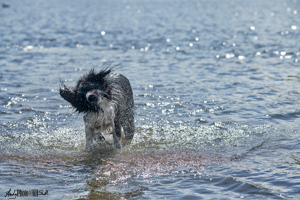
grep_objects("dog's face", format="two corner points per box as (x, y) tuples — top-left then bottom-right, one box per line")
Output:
(60, 69), (112, 113)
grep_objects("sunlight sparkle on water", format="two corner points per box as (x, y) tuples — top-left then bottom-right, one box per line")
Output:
(226, 53), (235, 58)
(23, 45), (34, 51)
(255, 52), (261, 56)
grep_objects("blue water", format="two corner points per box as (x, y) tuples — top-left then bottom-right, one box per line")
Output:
(1, 0), (300, 199)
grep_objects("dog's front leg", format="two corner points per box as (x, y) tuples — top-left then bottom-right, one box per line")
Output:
(85, 125), (94, 148)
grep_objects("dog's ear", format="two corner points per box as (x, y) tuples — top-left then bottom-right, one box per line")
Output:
(59, 82), (77, 104)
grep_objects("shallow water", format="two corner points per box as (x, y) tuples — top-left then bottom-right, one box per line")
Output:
(1, 0), (300, 199)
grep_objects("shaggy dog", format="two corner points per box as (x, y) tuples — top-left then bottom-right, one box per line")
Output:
(59, 68), (135, 149)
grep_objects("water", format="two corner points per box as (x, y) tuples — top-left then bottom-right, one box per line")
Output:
(0, 0), (300, 199)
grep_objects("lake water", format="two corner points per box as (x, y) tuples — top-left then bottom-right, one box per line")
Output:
(1, 0), (300, 199)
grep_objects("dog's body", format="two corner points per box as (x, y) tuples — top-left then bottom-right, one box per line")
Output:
(59, 69), (135, 148)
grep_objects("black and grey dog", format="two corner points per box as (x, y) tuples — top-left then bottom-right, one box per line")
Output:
(59, 68), (135, 149)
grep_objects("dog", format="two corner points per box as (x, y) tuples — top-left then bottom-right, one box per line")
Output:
(59, 68), (135, 149)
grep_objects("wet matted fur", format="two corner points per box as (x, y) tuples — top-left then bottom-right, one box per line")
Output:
(59, 68), (135, 148)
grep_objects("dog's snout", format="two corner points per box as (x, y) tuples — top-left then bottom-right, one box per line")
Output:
(86, 94), (98, 103)
(85, 89), (108, 104)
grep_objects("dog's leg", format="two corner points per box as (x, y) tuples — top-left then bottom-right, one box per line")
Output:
(113, 120), (122, 149)
(123, 113), (135, 140)
(121, 105), (135, 140)
(85, 125), (94, 147)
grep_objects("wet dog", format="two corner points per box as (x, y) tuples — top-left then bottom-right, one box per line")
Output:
(59, 68), (135, 148)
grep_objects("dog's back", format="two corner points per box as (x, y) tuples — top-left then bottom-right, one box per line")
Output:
(105, 73), (135, 140)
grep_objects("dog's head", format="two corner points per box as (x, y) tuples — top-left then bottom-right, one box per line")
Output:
(60, 69), (112, 113)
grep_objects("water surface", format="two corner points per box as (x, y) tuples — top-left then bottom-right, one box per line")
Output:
(1, 0), (300, 199)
